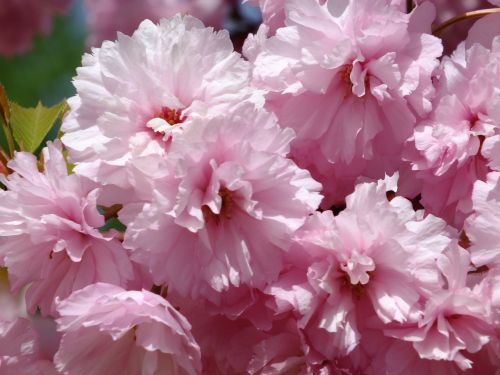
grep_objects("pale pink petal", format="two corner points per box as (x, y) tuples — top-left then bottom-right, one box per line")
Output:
(55, 283), (201, 375)
(0, 141), (136, 316)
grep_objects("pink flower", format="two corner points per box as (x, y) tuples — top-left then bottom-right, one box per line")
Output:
(54, 283), (201, 375)
(84, 0), (229, 47)
(62, 15), (261, 197)
(121, 105), (322, 303)
(268, 179), (455, 357)
(406, 38), (500, 227)
(0, 0), (70, 56)
(248, 0), (442, 206)
(387, 247), (492, 370)
(0, 141), (135, 316)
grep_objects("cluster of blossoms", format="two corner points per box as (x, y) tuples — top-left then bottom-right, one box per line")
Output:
(2, 1), (500, 374)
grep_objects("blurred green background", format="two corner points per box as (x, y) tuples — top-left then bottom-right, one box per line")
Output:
(0, 1), (87, 107)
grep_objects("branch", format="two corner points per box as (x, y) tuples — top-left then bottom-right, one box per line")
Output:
(433, 8), (500, 36)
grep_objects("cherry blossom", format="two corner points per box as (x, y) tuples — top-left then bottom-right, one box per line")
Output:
(62, 15), (262, 197)
(1, 1), (500, 372)
(121, 104), (322, 303)
(0, 141), (135, 315)
(387, 247), (492, 370)
(267, 179), (455, 358)
(54, 283), (201, 375)
(406, 37), (500, 227)
(248, 0), (442, 205)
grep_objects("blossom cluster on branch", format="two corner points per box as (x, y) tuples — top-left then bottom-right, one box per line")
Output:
(1, 0), (500, 374)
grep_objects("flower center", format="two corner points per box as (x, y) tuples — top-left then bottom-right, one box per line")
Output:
(340, 252), (375, 285)
(340, 64), (353, 86)
(131, 325), (138, 341)
(341, 274), (365, 300)
(339, 63), (369, 95)
(146, 106), (186, 140)
(158, 107), (186, 126)
(468, 112), (480, 129)
(202, 187), (234, 225)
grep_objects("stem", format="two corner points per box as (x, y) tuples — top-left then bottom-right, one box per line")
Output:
(0, 84), (14, 158)
(0, 149), (10, 176)
(433, 8), (500, 36)
(1, 119), (15, 159)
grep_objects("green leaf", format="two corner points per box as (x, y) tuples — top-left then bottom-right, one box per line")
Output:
(10, 101), (68, 153)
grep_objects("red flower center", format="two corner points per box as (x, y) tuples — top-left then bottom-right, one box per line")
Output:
(202, 187), (234, 225)
(339, 63), (369, 93)
(158, 106), (186, 125)
(340, 64), (353, 86)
